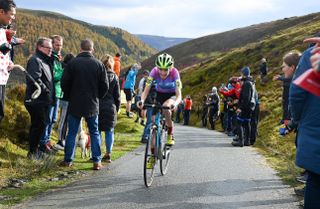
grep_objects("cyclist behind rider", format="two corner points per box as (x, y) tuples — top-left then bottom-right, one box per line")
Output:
(138, 53), (182, 146)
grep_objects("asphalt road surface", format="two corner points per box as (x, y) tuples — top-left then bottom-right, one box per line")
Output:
(17, 125), (299, 209)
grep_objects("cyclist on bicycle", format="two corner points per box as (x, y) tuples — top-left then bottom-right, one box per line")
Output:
(138, 53), (182, 146)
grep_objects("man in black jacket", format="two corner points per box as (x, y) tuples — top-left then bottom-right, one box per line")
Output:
(232, 67), (255, 147)
(61, 39), (109, 170)
(25, 37), (55, 159)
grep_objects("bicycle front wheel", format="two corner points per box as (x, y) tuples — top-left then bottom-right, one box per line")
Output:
(160, 130), (171, 175)
(143, 128), (157, 187)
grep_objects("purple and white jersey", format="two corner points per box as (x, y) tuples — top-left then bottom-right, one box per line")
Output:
(147, 67), (182, 93)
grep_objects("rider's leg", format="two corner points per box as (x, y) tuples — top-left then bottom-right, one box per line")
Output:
(163, 99), (175, 145)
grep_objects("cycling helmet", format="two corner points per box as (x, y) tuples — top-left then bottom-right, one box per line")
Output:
(155, 53), (174, 69)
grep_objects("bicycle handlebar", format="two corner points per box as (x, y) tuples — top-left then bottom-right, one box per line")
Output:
(142, 103), (171, 110)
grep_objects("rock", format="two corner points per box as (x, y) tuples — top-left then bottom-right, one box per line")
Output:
(50, 178), (59, 182)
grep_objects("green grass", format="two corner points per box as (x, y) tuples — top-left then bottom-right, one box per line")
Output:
(179, 18), (320, 188)
(0, 102), (143, 207)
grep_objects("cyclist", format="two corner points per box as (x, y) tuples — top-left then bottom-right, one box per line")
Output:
(138, 53), (182, 146)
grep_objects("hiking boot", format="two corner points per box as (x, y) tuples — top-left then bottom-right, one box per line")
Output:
(40, 142), (56, 155)
(126, 111), (133, 118)
(54, 141), (64, 151)
(27, 150), (45, 160)
(166, 134), (175, 146)
(102, 154), (112, 163)
(294, 187), (305, 197)
(231, 140), (243, 147)
(141, 136), (148, 144)
(93, 162), (103, 170)
(146, 156), (155, 169)
(59, 161), (73, 167)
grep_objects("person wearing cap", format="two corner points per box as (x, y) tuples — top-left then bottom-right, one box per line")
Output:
(232, 67), (256, 147)
(113, 52), (121, 78)
(183, 95), (192, 125)
(207, 87), (220, 130)
(124, 63), (141, 118)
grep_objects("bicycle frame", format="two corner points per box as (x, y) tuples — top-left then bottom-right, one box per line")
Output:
(143, 103), (171, 187)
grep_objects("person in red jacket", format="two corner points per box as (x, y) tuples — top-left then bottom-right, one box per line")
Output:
(219, 77), (241, 99)
(183, 95), (192, 125)
(113, 52), (121, 78)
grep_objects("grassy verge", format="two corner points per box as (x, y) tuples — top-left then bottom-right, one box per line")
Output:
(0, 105), (143, 207)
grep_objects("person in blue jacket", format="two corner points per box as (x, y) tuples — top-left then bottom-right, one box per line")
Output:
(123, 63), (141, 118)
(289, 37), (320, 209)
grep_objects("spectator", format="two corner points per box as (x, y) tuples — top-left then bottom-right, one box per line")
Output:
(0, 0), (16, 123)
(207, 87), (220, 130)
(289, 37), (320, 208)
(113, 52), (121, 78)
(232, 67), (255, 147)
(56, 53), (75, 150)
(99, 54), (120, 163)
(61, 39), (109, 170)
(175, 100), (184, 123)
(273, 51), (301, 124)
(123, 63), (141, 118)
(135, 70), (149, 125)
(24, 37), (54, 159)
(183, 95), (192, 125)
(201, 95), (208, 127)
(260, 58), (268, 85)
(40, 35), (64, 152)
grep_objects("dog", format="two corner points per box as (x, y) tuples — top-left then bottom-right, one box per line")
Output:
(78, 131), (91, 159)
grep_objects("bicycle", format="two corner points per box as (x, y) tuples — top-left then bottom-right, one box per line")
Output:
(142, 103), (172, 187)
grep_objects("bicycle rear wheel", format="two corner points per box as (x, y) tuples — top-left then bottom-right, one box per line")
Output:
(143, 128), (157, 187)
(160, 130), (171, 175)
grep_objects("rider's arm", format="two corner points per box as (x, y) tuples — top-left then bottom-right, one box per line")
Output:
(174, 79), (182, 106)
(140, 76), (153, 103)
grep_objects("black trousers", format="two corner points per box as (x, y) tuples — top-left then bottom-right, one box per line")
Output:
(0, 85), (5, 123)
(25, 104), (49, 153)
(237, 109), (253, 145)
(250, 104), (260, 144)
(208, 108), (218, 130)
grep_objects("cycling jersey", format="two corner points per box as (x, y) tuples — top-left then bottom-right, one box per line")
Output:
(146, 67), (182, 93)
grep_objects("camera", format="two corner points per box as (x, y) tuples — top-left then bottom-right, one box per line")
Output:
(0, 43), (12, 55)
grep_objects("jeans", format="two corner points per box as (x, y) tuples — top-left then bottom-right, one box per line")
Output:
(102, 128), (114, 153)
(65, 114), (101, 163)
(304, 171), (320, 209)
(57, 100), (68, 142)
(175, 107), (182, 123)
(183, 109), (191, 125)
(40, 99), (60, 146)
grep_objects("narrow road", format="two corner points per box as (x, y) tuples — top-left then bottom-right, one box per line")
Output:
(17, 125), (299, 209)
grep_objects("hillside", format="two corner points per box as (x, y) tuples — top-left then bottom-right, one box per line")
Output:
(8, 9), (157, 86)
(135, 34), (191, 51)
(141, 12), (320, 71)
(179, 14), (320, 185)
